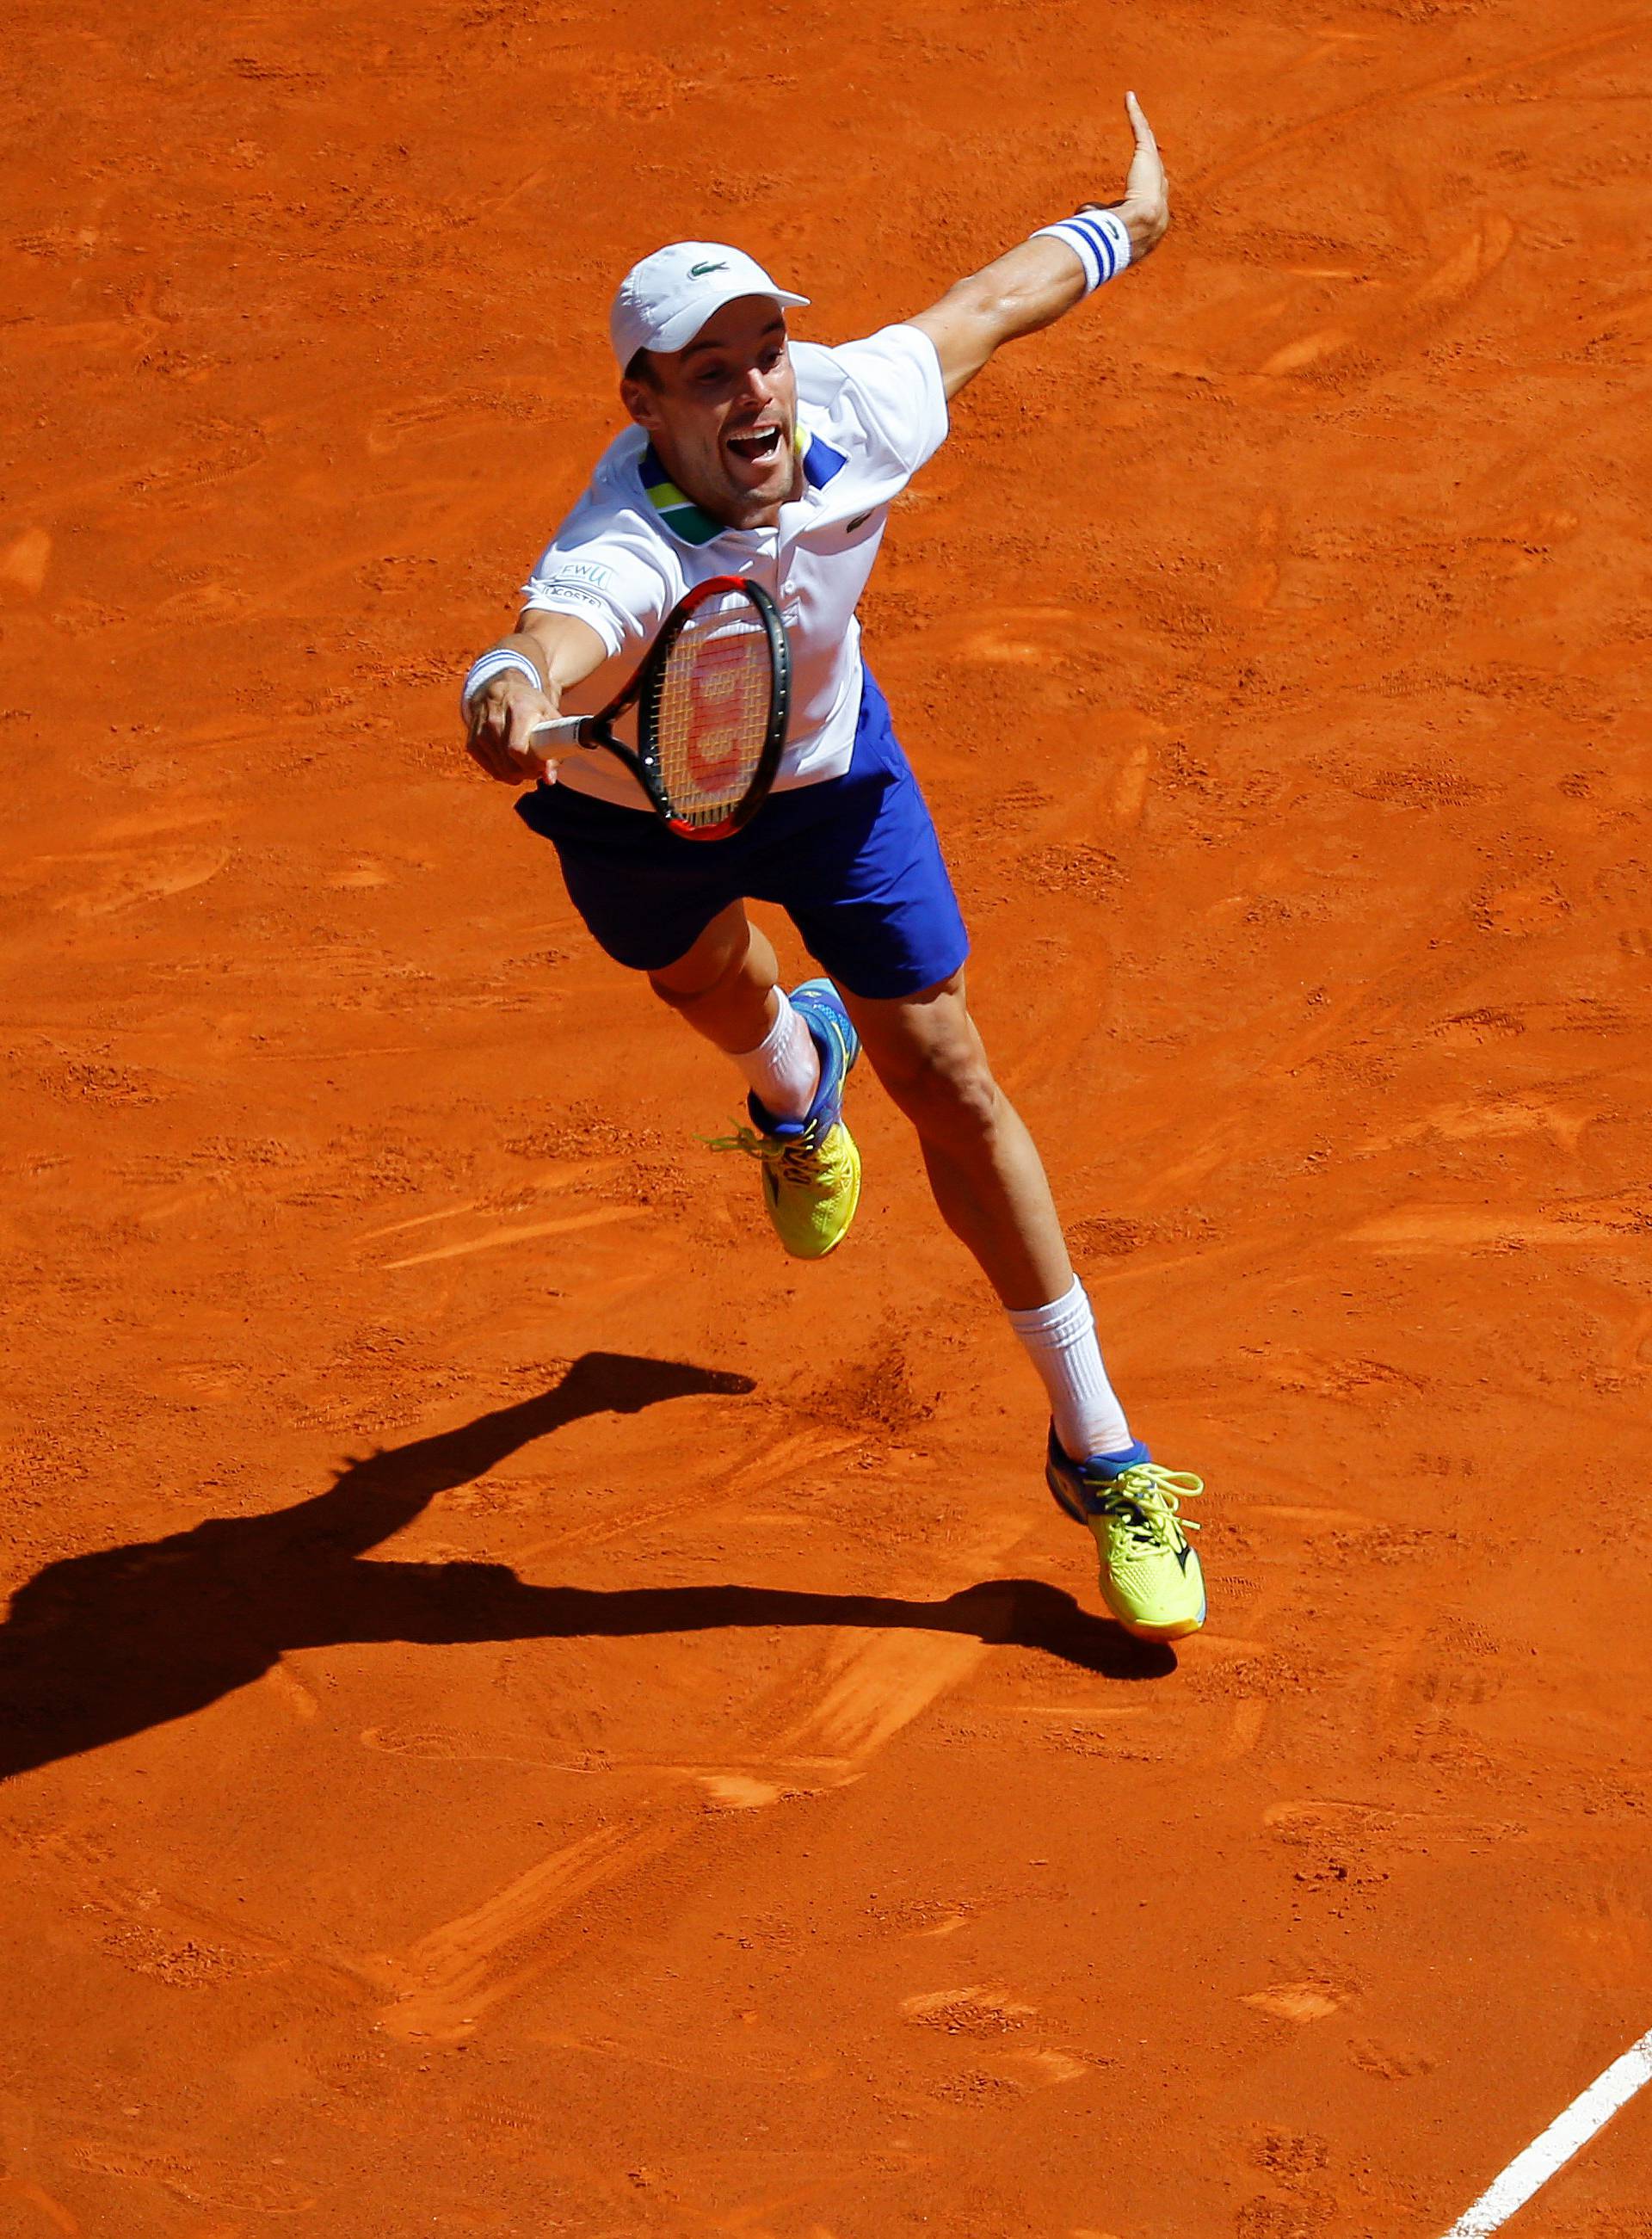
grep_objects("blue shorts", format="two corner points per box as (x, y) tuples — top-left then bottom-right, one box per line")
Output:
(515, 667), (970, 1001)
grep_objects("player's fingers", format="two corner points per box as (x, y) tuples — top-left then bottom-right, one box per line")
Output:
(1125, 96), (1164, 182)
(465, 731), (504, 780)
(470, 687), (537, 780)
(502, 719), (547, 774)
(466, 697), (504, 755)
(502, 691), (555, 756)
(1123, 89), (1168, 219)
(466, 722), (517, 782)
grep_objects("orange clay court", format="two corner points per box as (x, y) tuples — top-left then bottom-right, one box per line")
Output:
(3, 2), (1651, 2234)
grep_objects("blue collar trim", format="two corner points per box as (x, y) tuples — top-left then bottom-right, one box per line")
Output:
(637, 428), (850, 546)
(801, 432), (848, 488)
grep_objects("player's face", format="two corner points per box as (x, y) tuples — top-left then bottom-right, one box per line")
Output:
(622, 296), (801, 530)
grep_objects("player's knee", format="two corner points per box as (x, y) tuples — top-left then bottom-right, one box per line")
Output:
(889, 1041), (1001, 1146)
(649, 971), (707, 1015)
(648, 933), (746, 1013)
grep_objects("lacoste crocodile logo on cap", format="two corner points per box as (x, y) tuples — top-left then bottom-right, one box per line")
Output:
(688, 260), (729, 277)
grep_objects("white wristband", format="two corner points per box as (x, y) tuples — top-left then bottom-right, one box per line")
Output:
(460, 647), (542, 714)
(1030, 207), (1131, 293)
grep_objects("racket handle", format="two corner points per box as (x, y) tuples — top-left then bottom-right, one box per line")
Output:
(527, 716), (588, 755)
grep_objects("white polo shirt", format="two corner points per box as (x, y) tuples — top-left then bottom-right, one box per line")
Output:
(517, 322), (948, 811)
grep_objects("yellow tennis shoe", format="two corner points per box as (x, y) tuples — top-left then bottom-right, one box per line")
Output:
(1045, 1428), (1206, 1641)
(706, 978), (862, 1260)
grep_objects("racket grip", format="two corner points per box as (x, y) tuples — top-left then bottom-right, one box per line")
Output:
(527, 716), (587, 755)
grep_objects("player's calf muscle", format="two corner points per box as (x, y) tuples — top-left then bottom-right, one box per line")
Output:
(647, 913), (777, 1052)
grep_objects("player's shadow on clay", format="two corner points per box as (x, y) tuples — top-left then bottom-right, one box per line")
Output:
(0, 1350), (1174, 1781)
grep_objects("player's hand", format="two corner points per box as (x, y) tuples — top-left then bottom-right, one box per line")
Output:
(465, 677), (558, 786)
(1086, 91), (1169, 262)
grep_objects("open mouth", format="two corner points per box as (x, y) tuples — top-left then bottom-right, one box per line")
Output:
(725, 424), (783, 468)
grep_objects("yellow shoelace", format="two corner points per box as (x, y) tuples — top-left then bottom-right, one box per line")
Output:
(702, 1121), (828, 1187)
(1099, 1465), (1204, 1550)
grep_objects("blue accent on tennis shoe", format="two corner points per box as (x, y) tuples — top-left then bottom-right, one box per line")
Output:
(1045, 1425), (1207, 1640)
(749, 978), (860, 1139)
(1045, 1425), (1153, 1521)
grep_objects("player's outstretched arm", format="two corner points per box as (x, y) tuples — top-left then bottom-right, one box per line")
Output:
(909, 92), (1169, 402)
(462, 610), (607, 785)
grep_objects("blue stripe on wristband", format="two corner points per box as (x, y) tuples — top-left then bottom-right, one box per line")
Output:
(1069, 213), (1119, 282)
(1030, 208), (1131, 295)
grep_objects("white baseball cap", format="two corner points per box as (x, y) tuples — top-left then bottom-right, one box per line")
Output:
(610, 241), (809, 367)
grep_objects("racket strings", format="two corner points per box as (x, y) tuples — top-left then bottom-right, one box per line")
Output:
(652, 595), (774, 827)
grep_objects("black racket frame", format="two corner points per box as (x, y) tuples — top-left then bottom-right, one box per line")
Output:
(532, 574), (790, 842)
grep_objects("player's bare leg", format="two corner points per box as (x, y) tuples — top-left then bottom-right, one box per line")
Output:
(843, 965), (1205, 1640)
(838, 968), (1069, 1311)
(656, 904), (862, 1259)
(647, 900), (779, 1056)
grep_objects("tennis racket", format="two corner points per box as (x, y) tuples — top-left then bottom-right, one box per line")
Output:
(529, 575), (789, 840)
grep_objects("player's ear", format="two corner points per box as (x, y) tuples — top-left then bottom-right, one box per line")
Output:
(620, 348), (663, 433)
(620, 374), (661, 432)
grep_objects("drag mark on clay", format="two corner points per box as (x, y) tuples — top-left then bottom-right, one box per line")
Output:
(903, 1989), (1102, 2090)
(379, 1508), (1035, 2034)
(1, 2180), (81, 2235)
(1011, 2046), (1093, 2085)
(1349, 1206), (1635, 1251)
(1224, 1699), (1270, 1761)
(360, 1721), (598, 1768)
(1196, 10), (1652, 191)
(515, 1425), (861, 1564)
(692, 1771), (787, 1810)
(65, 2139), (315, 2215)
(1410, 215), (1515, 311)
(22, 1827), (352, 2002)
(768, 1510), (1032, 1772)
(902, 1986), (1035, 2029)
(1261, 324), (1357, 378)
(1239, 503), (1282, 608)
(381, 1205), (647, 1269)
(1259, 213), (1513, 377)
(87, 805), (226, 845)
(1244, 1502), (1375, 1531)
(1357, 1096), (1594, 1157)
(376, 1815), (687, 2039)
(13, 846), (233, 917)
(262, 1661), (318, 1720)
(1438, 2023), (1652, 2236)
(359, 1159), (626, 1242)
(773, 1625), (1000, 1769)
(1264, 1800), (1525, 1851)
(922, 603), (1091, 667)
(1112, 740), (1153, 822)
(1242, 1980), (1351, 2022)
(0, 527), (52, 595)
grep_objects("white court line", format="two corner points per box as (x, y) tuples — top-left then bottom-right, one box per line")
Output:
(1440, 2024), (1652, 2237)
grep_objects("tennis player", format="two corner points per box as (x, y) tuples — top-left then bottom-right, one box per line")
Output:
(460, 96), (1205, 1642)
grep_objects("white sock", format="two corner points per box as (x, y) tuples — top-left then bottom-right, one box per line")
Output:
(1007, 1276), (1136, 1462)
(732, 989), (820, 1123)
